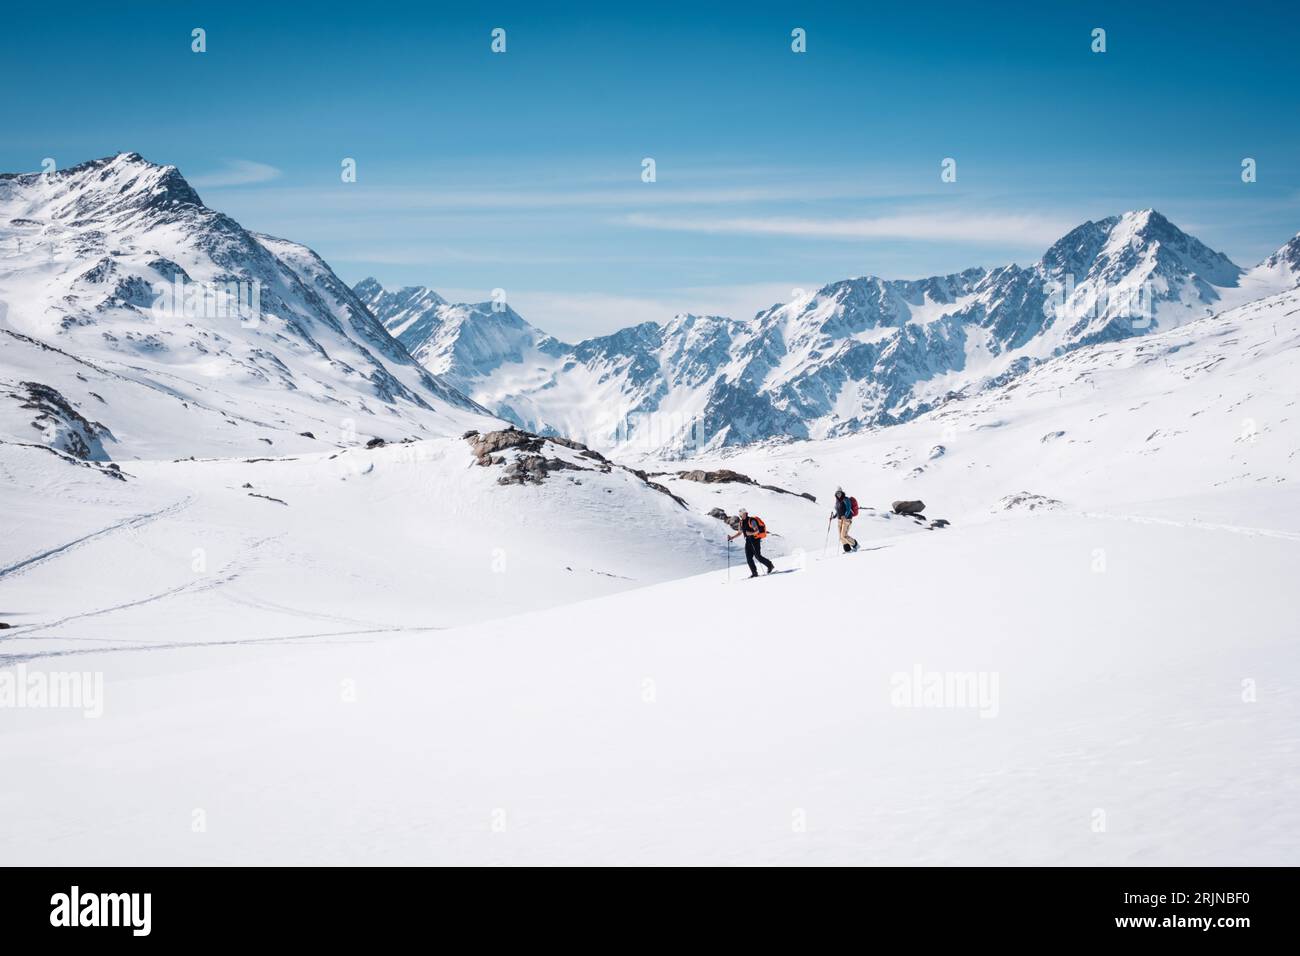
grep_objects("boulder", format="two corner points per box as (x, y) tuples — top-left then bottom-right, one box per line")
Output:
(469, 427), (545, 464)
(892, 500), (926, 516)
(708, 507), (741, 530)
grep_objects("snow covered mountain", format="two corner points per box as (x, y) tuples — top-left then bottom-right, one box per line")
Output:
(360, 212), (1300, 457)
(355, 278), (567, 394)
(0, 153), (492, 460)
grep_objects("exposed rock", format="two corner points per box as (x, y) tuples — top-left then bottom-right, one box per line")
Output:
(892, 500), (927, 516)
(929, 445), (946, 459)
(996, 492), (1063, 512)
(365, 437), (386, 449)
(497, 453), (580, 486)
(466, 425), (687, 506)
(248, 492), (288, 505)
(469, 426), (545, 465)
(677, 467), (750, 484)
(643, 478), (689, 508)
(671, 467), (815, 501)
(11, 380), (114, 460)
(298, 431), (316, 439)
(549, 435), (608, 462)
(929, 518), (951, 529)
(708, 507), (742, 530)
(1041, 430), (1066, 443)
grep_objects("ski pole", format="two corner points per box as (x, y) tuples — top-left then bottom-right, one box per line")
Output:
(726, 537), (731, 583)
(823, 517), (832, 557)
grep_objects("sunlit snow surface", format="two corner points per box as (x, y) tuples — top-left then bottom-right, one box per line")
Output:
(3, 274), (1298, 863)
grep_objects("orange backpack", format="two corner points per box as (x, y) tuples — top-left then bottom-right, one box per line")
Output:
(746, 516), (767, 539)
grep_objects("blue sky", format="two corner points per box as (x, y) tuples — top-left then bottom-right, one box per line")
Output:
(3, 0), (1298, 339)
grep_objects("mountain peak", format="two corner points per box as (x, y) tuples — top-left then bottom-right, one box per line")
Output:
(354, 277), (447, 312)
(1258, 232), (1300, 281)
(1109, 208), (1181, 241)
(2, 151), (206, 217)
(1040, 209), (1242, 290)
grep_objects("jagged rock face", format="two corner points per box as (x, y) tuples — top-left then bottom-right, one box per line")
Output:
(1256, 233), (1300, 286)
(357, 209), (1295, 457)
(7, 380), (113, 460)
(0, 153), (490, 460)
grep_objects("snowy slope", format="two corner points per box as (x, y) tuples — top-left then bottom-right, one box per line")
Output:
(0, 154), (491, 460)
(0, 431), (729, 664)
(3, 269), (1298, 866)
(360, 213), (1299, 456)
(2, 486), (1295, 865)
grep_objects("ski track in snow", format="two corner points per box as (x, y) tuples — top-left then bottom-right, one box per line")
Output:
(0, 624), (444, 665)
(0, 495), (194, 581)
(5, 532), (280, 636)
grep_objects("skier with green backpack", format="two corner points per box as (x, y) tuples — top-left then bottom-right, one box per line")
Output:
(830, 487), (860, 553)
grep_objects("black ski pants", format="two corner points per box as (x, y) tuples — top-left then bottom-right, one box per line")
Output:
(744, 535), (774, 575)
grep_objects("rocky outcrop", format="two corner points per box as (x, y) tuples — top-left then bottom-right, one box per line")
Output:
(892, 500), (926, 516)
(996, 492), (1064, 512)
(464, 427), (686, 506)
(468, 426), (546, 466)
(10, 381), (114, 460)
(669, 468), (815, 501)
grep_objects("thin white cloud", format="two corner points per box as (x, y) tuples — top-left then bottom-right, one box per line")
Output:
(622, 211), (1071, 245)
(190, 159), (282, 188)
(200, 180), (936, 213)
